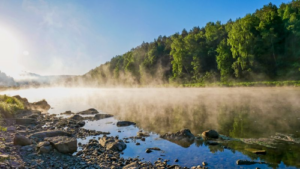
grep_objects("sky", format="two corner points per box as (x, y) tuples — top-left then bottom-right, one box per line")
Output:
(0, 0), (289, 77)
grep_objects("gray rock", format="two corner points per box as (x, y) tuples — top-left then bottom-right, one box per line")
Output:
(99, 136), (126, 151)
(202, 130), (219, 139)
(15, 118), (37, 125)
(13, 134), (31, 146)
(45, 136), (77, 154)
(160, 129), (195, 147)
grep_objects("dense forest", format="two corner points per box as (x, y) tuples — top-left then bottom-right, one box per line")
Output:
(83, 1), (300, 86)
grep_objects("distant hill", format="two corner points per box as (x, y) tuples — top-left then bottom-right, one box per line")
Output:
(0, 71), (16, 87)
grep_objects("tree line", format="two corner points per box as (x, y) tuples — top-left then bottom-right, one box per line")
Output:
(83, 1), (300, 85)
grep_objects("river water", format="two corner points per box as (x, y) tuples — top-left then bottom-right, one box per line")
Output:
(1, 87), (300, 168)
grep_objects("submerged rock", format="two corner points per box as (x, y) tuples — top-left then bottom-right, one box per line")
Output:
(45, 136), (77, 154)
(117, 121), (136, 127)
(99, 136), (126, 151)
(202, 130), (219, 139)
(13, 134), (31, 146)
(94, 114), (113, 120)
(78, 108), (99, 115)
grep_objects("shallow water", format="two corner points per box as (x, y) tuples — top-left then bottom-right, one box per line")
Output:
(1, 87), (300, 168)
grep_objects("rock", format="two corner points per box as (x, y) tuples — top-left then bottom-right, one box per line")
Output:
(149, 147), (161, 151)
(93, 114), (113, 120)
(15, 118), (37, 125)
(99, 136), (126, 151)
(145, 149), (152, 153)
(136, 142), (140, 145)
(78, 108), (99, 115)
(123, 162), (140, 169)
(6, 126), (15, 132)
(116, 121), (136, 127)
(175, 159), (179, 162)
(30, 99), (51, 111)
(202, 130), (219, 139)
(45, 136), (77, 154)
(29, 130), (72, 140)
(61, 111), (74, 115)
(0, 154), (9, 160)
(37, 141), (53, 154)
(137, 131), (150, 137)
(202, 162), (207, 166)
(160, 129), (195, 147)
(77, 121), (85, 127)
(69, 114), (84, 120)
(13, 134), (31, 146)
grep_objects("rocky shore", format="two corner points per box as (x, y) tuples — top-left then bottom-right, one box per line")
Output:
(0, 96), (214, 169)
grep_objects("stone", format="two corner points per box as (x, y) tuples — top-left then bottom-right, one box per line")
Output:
(69, 114), (84, 120)
(160, 129), (195, 147)
(61, 111), (74, 115)
(93, 114), (113, 120)
(30, 99), (51, 111)
(202, 162), (207, 166)
(145, 149), (152, 153)
(15, 118), (37, 125)
(137, 131), (150, 137)
(175, 159), (179, 162)
(99, 136), (126, 151)
(116, 121), (136, 127)
(0, 154), (9, 160)
(202, 130), (219, 139)
(45, 136), (77, 154)
(37, 141), (53, 154)
(13, 134), (31, 146)
(29, 130), (72, 140)
(236, 160), (265, 165)
(123, 162), (140, 169)
(78, 108), (99, 115)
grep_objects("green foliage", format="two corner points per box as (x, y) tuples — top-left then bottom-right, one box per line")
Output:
(0, 95), (24, 119)
(84, 1), (300, 85)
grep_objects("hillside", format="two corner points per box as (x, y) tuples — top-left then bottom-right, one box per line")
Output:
(83, 1), (300, 86)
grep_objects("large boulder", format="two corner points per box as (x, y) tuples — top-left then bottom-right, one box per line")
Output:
(99, 136), (126, 151)
(45, 136), (77, 154)
(160, 129), (195, 148)
(13, 134), (31, 146)
(77, 108), (99, 115)
(116, 121), (136, 127)
(202, 130), (219, 139)
(29, 130), (72, 140)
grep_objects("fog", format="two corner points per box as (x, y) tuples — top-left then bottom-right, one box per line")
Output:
(2, 87), (300, 138)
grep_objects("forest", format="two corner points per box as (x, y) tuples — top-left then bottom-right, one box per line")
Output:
(83, 1), (300, 86)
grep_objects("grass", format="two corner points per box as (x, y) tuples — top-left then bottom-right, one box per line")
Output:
(0, 95), (24, 119)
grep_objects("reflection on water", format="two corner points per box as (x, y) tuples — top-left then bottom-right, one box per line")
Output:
(1, 87), (300, 168)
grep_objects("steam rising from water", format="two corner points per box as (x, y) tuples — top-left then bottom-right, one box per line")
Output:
(2, 87), (300, 138)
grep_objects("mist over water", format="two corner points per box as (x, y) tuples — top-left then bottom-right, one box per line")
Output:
(1, 87), (300, 168)
(2, 87), (300, 138)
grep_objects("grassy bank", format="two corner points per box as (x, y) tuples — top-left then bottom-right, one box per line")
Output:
(0, 95), (24, 119)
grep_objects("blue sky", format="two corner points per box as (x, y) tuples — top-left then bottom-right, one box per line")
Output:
(0, 0), (289, 76)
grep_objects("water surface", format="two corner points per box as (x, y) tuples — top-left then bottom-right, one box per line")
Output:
(1, 87), (300, 168)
